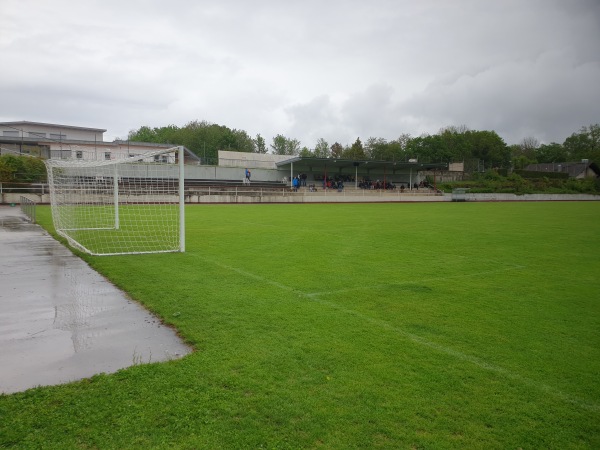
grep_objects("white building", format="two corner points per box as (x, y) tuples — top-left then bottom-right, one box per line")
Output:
(0, 121), (180, 162)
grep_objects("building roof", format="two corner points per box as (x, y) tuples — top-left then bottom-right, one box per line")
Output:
(525, 161), (600, 178)
(276, 156), (448, 173)
(0, 121), (106, 133)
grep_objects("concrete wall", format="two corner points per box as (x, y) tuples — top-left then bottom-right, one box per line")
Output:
(218, 150), (290, 169)
(3, 191), (598, 205)
(185, 165), (285, 182)
(461, 193), (600, 202)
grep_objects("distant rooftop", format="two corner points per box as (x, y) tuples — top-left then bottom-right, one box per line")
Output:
(0, 121), (106, 133)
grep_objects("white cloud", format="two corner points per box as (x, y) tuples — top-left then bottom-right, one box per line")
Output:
(0, 0), (598, 147)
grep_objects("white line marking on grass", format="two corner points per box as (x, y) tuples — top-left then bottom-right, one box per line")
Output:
(193, 255), (598, 412)
(307, 297), (600, 412)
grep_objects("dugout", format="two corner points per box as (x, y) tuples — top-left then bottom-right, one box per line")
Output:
(276, 157), (448, 189)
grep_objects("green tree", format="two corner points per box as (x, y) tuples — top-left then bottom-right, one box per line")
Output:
(0, 154), (23, 181)
(438, 126), (472, 162)
(563, 124), (600, 162)
(128, 120), (257, 162)
(232, 129), (255, 153)
(0, 155), (46, 182)
(270, 134), (301, 155)
(299, 146), (313, 157)
(313, 138), (330, 158)
(512, 153), (533, 170)
(330, 142), (344, 158)
(254, 134), (267, 154)
(342, 138), (367, 159)
(536, 143), (567, 163)
(469, 130), (511, 169)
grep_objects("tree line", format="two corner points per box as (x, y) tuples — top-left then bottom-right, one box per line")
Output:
(127, 121), (600, 170)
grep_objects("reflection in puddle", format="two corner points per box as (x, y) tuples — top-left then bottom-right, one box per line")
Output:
(0, 207), (192, 394)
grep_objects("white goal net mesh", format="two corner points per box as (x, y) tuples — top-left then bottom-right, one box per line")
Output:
(45, 147), (185, 256)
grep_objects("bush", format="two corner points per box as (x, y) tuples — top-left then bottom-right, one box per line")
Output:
(0, 155), (46, 183)
(441, 173), (599, 195)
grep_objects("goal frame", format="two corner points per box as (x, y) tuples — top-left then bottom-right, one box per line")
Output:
(45, 146), (185, 256)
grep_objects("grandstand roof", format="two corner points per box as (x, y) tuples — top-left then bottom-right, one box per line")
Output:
(276, 157), (448, 173)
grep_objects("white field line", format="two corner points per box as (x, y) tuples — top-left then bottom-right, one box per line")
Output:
(194, 255), (599, 412)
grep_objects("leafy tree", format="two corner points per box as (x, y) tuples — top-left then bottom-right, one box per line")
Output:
(313, 138), (330, 158)
(270, 134), (300, 155)
(519, 137), (540, 159)
(232, 129), (255, 153)
(468, 130), (511, 169)
(405, 134), (448, 163)
(342, 138), (367, 159)
(536, 143), (567, 163)
(510, 144), (532, 170)
(254, 134), (267, 154)
(563, 124), (600, 162)
(21, 157), (47, 182)
(330, 142), (344, 158)
(299, 147), (313, 157)
(0, 154), (22, 181)
(127, 126), (156, 142)
(365, 137), (388, 160)
(0, 155), (46, 182)
(128, 120), (256, 162)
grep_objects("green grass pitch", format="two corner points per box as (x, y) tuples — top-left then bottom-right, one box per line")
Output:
(1, 202), (599, 448)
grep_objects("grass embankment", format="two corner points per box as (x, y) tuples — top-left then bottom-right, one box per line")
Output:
(439, 171), (600, 194)
(1, 203), (599, 448)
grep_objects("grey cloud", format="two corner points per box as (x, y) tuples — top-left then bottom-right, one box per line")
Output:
(1, 0), (598, 148)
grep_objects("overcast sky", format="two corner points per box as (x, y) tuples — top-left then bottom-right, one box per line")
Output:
(1, 0), (599, 148)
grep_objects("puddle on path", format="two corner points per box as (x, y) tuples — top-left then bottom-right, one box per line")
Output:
(0, 207), (192, 394)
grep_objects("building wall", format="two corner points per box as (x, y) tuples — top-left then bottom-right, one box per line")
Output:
(218, 150), (291, 169)
(47, 141), (177, 162)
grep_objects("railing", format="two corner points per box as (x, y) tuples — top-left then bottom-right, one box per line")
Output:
(20, 196), (36, 223)
(0, 183), (47, 195)
(185, 186), (443, 198)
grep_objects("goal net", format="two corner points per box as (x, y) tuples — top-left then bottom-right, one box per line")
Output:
(45, 146), (185, 256)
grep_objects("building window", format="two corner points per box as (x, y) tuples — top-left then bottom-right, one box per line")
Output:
(28, 132), (46, 138)
(3, 131), (19, 137)
(49, 133), (66, 140)
(76, 151), (83, 159)
(104, 152), (111, 160)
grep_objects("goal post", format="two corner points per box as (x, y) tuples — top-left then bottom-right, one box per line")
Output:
(45, 146), (185, 256)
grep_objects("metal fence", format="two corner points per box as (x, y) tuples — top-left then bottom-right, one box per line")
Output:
(20, 196), (36, 223)
(0, 183), (48, 195)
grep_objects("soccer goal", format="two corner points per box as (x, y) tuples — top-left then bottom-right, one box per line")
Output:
(45, 146), (185, 256)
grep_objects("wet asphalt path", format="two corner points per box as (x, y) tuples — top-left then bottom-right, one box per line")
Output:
(0, 206), (191, 394)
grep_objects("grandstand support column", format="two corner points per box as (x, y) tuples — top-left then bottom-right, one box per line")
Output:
(290, 163), (293, 187)
(410, 168), (412, 191)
